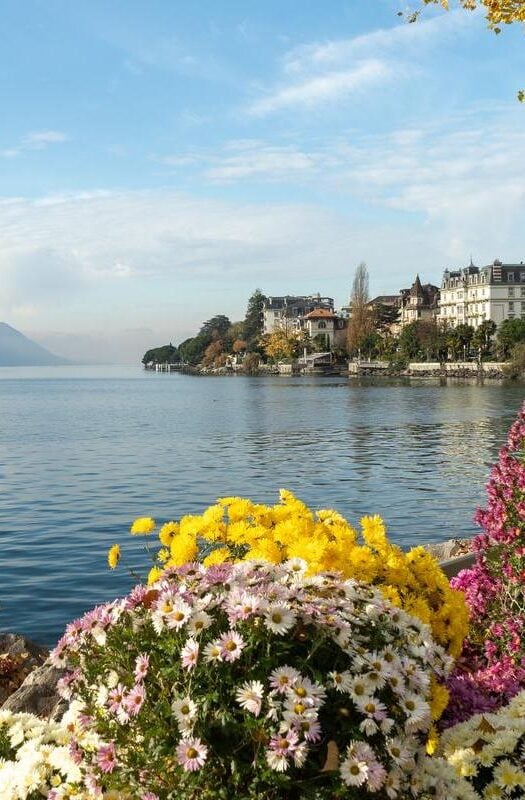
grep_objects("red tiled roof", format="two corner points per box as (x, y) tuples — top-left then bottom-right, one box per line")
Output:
(303, 308), (337, 319)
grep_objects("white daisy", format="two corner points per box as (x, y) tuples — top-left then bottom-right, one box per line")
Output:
(187, 611), (212, 635)
(235, 680), (264, 716)
(263, 604), (296, 635)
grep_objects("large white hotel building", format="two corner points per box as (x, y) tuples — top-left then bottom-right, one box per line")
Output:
(438, 260), (525, 329)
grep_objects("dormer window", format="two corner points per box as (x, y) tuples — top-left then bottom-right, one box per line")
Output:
(508, 272), (515, 282)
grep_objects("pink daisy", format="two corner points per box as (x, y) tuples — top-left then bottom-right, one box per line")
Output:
(97, 743), (117, 774)
(218, 630), (246, 662)
(176, 737), (208, 772)
(125, 683), (146, 716)
(181, 638), (199, 670)
(108, 683), (127, 715)
(134, 653), (150, 682)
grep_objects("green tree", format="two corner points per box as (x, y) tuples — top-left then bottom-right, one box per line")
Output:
(372, 303), (400, 333)
(178, 334), (210, 365)
(141, 344), (179, 366)
(243, 289), (267, 351)
(472, 320), (497, 357)
(497, 318), (525, 359)
(447, 323), (474, 360)
(358, 331), (383, 359)
(200, 315), (231, 339)
(398, 322), (421, 359)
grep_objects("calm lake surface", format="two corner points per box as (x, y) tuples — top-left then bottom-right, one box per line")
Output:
(1, 365), (523, 646)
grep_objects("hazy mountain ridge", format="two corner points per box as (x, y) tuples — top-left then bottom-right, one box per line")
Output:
(0, 323), (69, 366)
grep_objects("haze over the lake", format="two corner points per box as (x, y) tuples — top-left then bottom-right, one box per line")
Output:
(1, 1), (524, 363)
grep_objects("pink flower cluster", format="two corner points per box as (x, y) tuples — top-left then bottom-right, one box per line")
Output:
(443, 402), (525, 726)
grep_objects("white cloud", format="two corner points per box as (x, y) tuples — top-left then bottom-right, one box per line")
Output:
(247, 10), (474, 116)
(283, 10), (471, 74)
(248, 59), (392, 116)
(23, 130), (69, 148)
(1, 129), (69, 158)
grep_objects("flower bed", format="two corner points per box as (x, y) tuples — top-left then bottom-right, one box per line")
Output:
(50, 560), (473, 799)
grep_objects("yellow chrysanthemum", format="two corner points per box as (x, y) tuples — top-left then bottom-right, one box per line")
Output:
(169, 533), (198, 567)
(147, 566), (163, 585)
(107, 544), (120, 569)
(203, 546), (231, 567)
(157, 548), (170, 563)
(360, 514), (388, 550)
(430, 677), (450, 721)
(130, 517), (156, 535)
(159, 521), (179, 547)
(245, 538), (283, 564)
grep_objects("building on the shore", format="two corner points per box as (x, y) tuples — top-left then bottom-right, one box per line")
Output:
(262, 294), (334, 334)
(399, 275), (440, 328)
(438, 259), (525, 329)
(301, 308), (347, 350)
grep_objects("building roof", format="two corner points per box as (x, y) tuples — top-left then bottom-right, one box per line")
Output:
(303, 308), (338, 320)
(369, 295), (399, 306)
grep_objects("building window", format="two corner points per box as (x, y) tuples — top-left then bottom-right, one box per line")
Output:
(508, 313), (515, 319)
(509, 288), (515, 297)
(318, 321), (326, 329)
(508, 272), (515, 282)
(509, 302), (514, 311)
(521, 272), (525, 282)
(521, 287), (525, 297)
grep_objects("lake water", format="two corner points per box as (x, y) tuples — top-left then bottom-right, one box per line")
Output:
(1, 365), (523, 646)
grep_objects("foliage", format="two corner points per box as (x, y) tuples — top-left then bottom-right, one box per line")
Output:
(201, 340), (224, 368)
(178, 334), (211, 366)
(443, 403), (525, 725)
(141, 345), (179, 366)
(440, 691), (525, 797)
(357, 332), (383, 359)
(347, 263), (375, 354)
(51, 560), (475, 800)
(199, 315), (232, 340)
(446, 324), (473, 360)
(242, 352), (261, 375)
(243, 289), (267, 352)
(261, 329), (309, 362)
(503, 341), (525, 377)
(471, 320), (497, 357)
(372, 303), (400, 334)
(0, 704), (91, 800)
(496, 318), (525, 359)
(418, 0), (525, 31)
(116, 491), (468, 667)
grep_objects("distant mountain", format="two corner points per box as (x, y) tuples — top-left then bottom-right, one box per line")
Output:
(0, 323), (69, 366)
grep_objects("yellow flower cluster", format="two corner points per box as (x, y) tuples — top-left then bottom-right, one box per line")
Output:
(126, 490), (468, 669)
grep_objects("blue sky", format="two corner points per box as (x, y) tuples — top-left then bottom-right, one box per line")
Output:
(1, 0), (524, 362)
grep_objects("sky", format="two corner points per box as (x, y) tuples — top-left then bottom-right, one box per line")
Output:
(1, 0), (524, 364)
